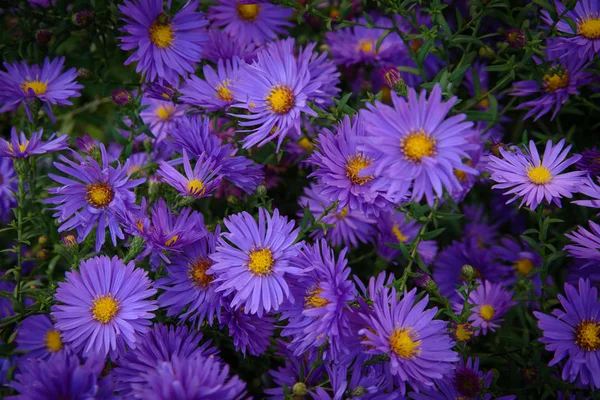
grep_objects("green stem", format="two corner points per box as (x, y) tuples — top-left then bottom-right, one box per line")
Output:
(15, 163), (26, 304)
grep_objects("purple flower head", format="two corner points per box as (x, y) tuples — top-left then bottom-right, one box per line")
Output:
(375, 211), (438, 265)
(208, 207), (302, 317)
(113, 323), (218, 397)
(130, 355), (247, 400)
(8, 352), (116, 400)
(362, 84), (479, 205)
(139, 94), (186, 141)
(576, 147), (600, 175)
(119, 0), (208, 82)
(326, 16), (405, 67)
(0, 57), (82, 123)
(511, 46), (592, 121)
(74, 10), (94, 28)
(359, 286), (459, 393)
(75, 134), (97, 155)
(541, 1), (600, 61)
(281, 240), (356, 361)
(158, 150), (223, 199)
(574, 175), (600, 210)
(111, 89), (132, 105)
(45, 144), (144, 252)
(310, 114), (408, 218)
(457, 280), (515, 336)
(202, 28), (259, 64)
(494, 237), (543, 296)
(565, 221), (600, 269)
(157, 228), (224, 327)
(0, 128), (68, 158)
(0, 157), (16, 223)
(51, 255), (157, 358)
(231, 38), (319, 149)
(220, 304), (275, 356)
(168, 115), (264, 194)
(505, 28), (526, 48)
(298, 183), (377, 248)
(487, 139), (585, 210)
(180, 57), (242, 111)
(534, 279), (600, 389)
(433, 238), (512, 302)
(16, 315), (67, 360)
(208, 0), (293, 45)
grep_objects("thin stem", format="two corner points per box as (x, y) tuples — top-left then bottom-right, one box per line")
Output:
(15, 163), (26, 304)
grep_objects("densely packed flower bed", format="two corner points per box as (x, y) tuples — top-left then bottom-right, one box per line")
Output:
(0, 0), (599, 398)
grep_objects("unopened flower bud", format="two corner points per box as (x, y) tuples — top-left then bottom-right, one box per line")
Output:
(156, 12), (171, 25)
(351, 386), (366, 396)
(73, 11), (93, 28)
(38, 235), (49, 246)
(227, 194), (240, 207)
(478, 45), (495, 59)
(77, 134), (97, 154)
(36, 249), (50, 260)
(35, 30), (52, 46)
(522, 366), (539, 384)
(292, 382), (308, 396)
(461, 264), (475, 280)
(111, 89), (133, 106)
(77, 68), (92, 79)
(61, 233), (77, 248)
(505, 29), (526, 48)
(256, 184), (267, 197)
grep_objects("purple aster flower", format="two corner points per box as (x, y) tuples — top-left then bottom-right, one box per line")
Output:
(574, 175), (600, 210)
(310, 114), (408, 217)
(208, 0), (293, 45)
(265, 341), (325, 398)
(158, 150), (223, 199)
(433, 238), (512, 302)
(130, 355), (247, 400)
(168, 115), (264, 193)
(180, 57), (242, 111)
(565, 221), (600, 269)
(456, 280), (515, 336)
(576, 147), (600, 175)
(139, 95), (186, 141)
(52, 255), (157, 358)
(0, 127), (68, 158)
(15, 315), (66, 360)
(0, 157), (16, 223)
(511, 46), (592, 121)
(118, 0), (208, 82)
(157, 228), (223, 327)
(281, 240), (356, 361)
(0, 56), (82, 122)
(325, 16), (405, 67)
(486, 139), (585, 210)
(298, 183), (376, 248)
(208, 207), (302, 317)
(202, 28), (259, 64)
(494, 237), (543, 294)
(375, 211), (438, 265)
(45, 144), (144, 252)
(541, 1), (600, 61)
(8, 352), (116, 400)
(359, 286), (459, 393)
(113, 323), (217, 397)
(220, 303), (275, 356)
(231, 38), (319, 149)
(362, 84), (478, 205)
(534, 279), (600, 389)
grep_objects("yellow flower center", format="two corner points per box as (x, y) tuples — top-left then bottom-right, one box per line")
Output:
(575, 320), (600, 351)
(401, 129), (436, 163)
(543, 72), (569, 93)
(215, 80), (234, 102)
(357, 39), (375, 54)
(578, 15), (600, 39)
(454, 169), (468, 182)
(381, 86), (392, 104)
(389, 327), (421, 359)
(187, 179), (206, 197)
(149, 21), (174, 48)
(8, 141), (29, 154)
(298, 137), (314, 152)
(479, 304), (495, 321)
(345, 154), (373, 185)
(22, 80), (47, 95)
(392, 223), (409, 243)
(305, 286), (330, 309)
(156, 104), (175, 120)
(91, 295), (119, 324)
(236, 3), (261, 21)
(527, 165), (552, 185)
(410, 39), (423, 52)
(477, 91), (490, 109)
(337, 206), (349, 219)
(188, 257), (213, 288)
(136, 219), (145, 232)
(45, 330), (63, 352)
(248, 248), (274, 276)
(165, 235), (179, 246)
(514, 258), (534, 276)
(266, 85), (294, 114)
(86, 182), (115, 208)
(455, 323), (474, 342)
